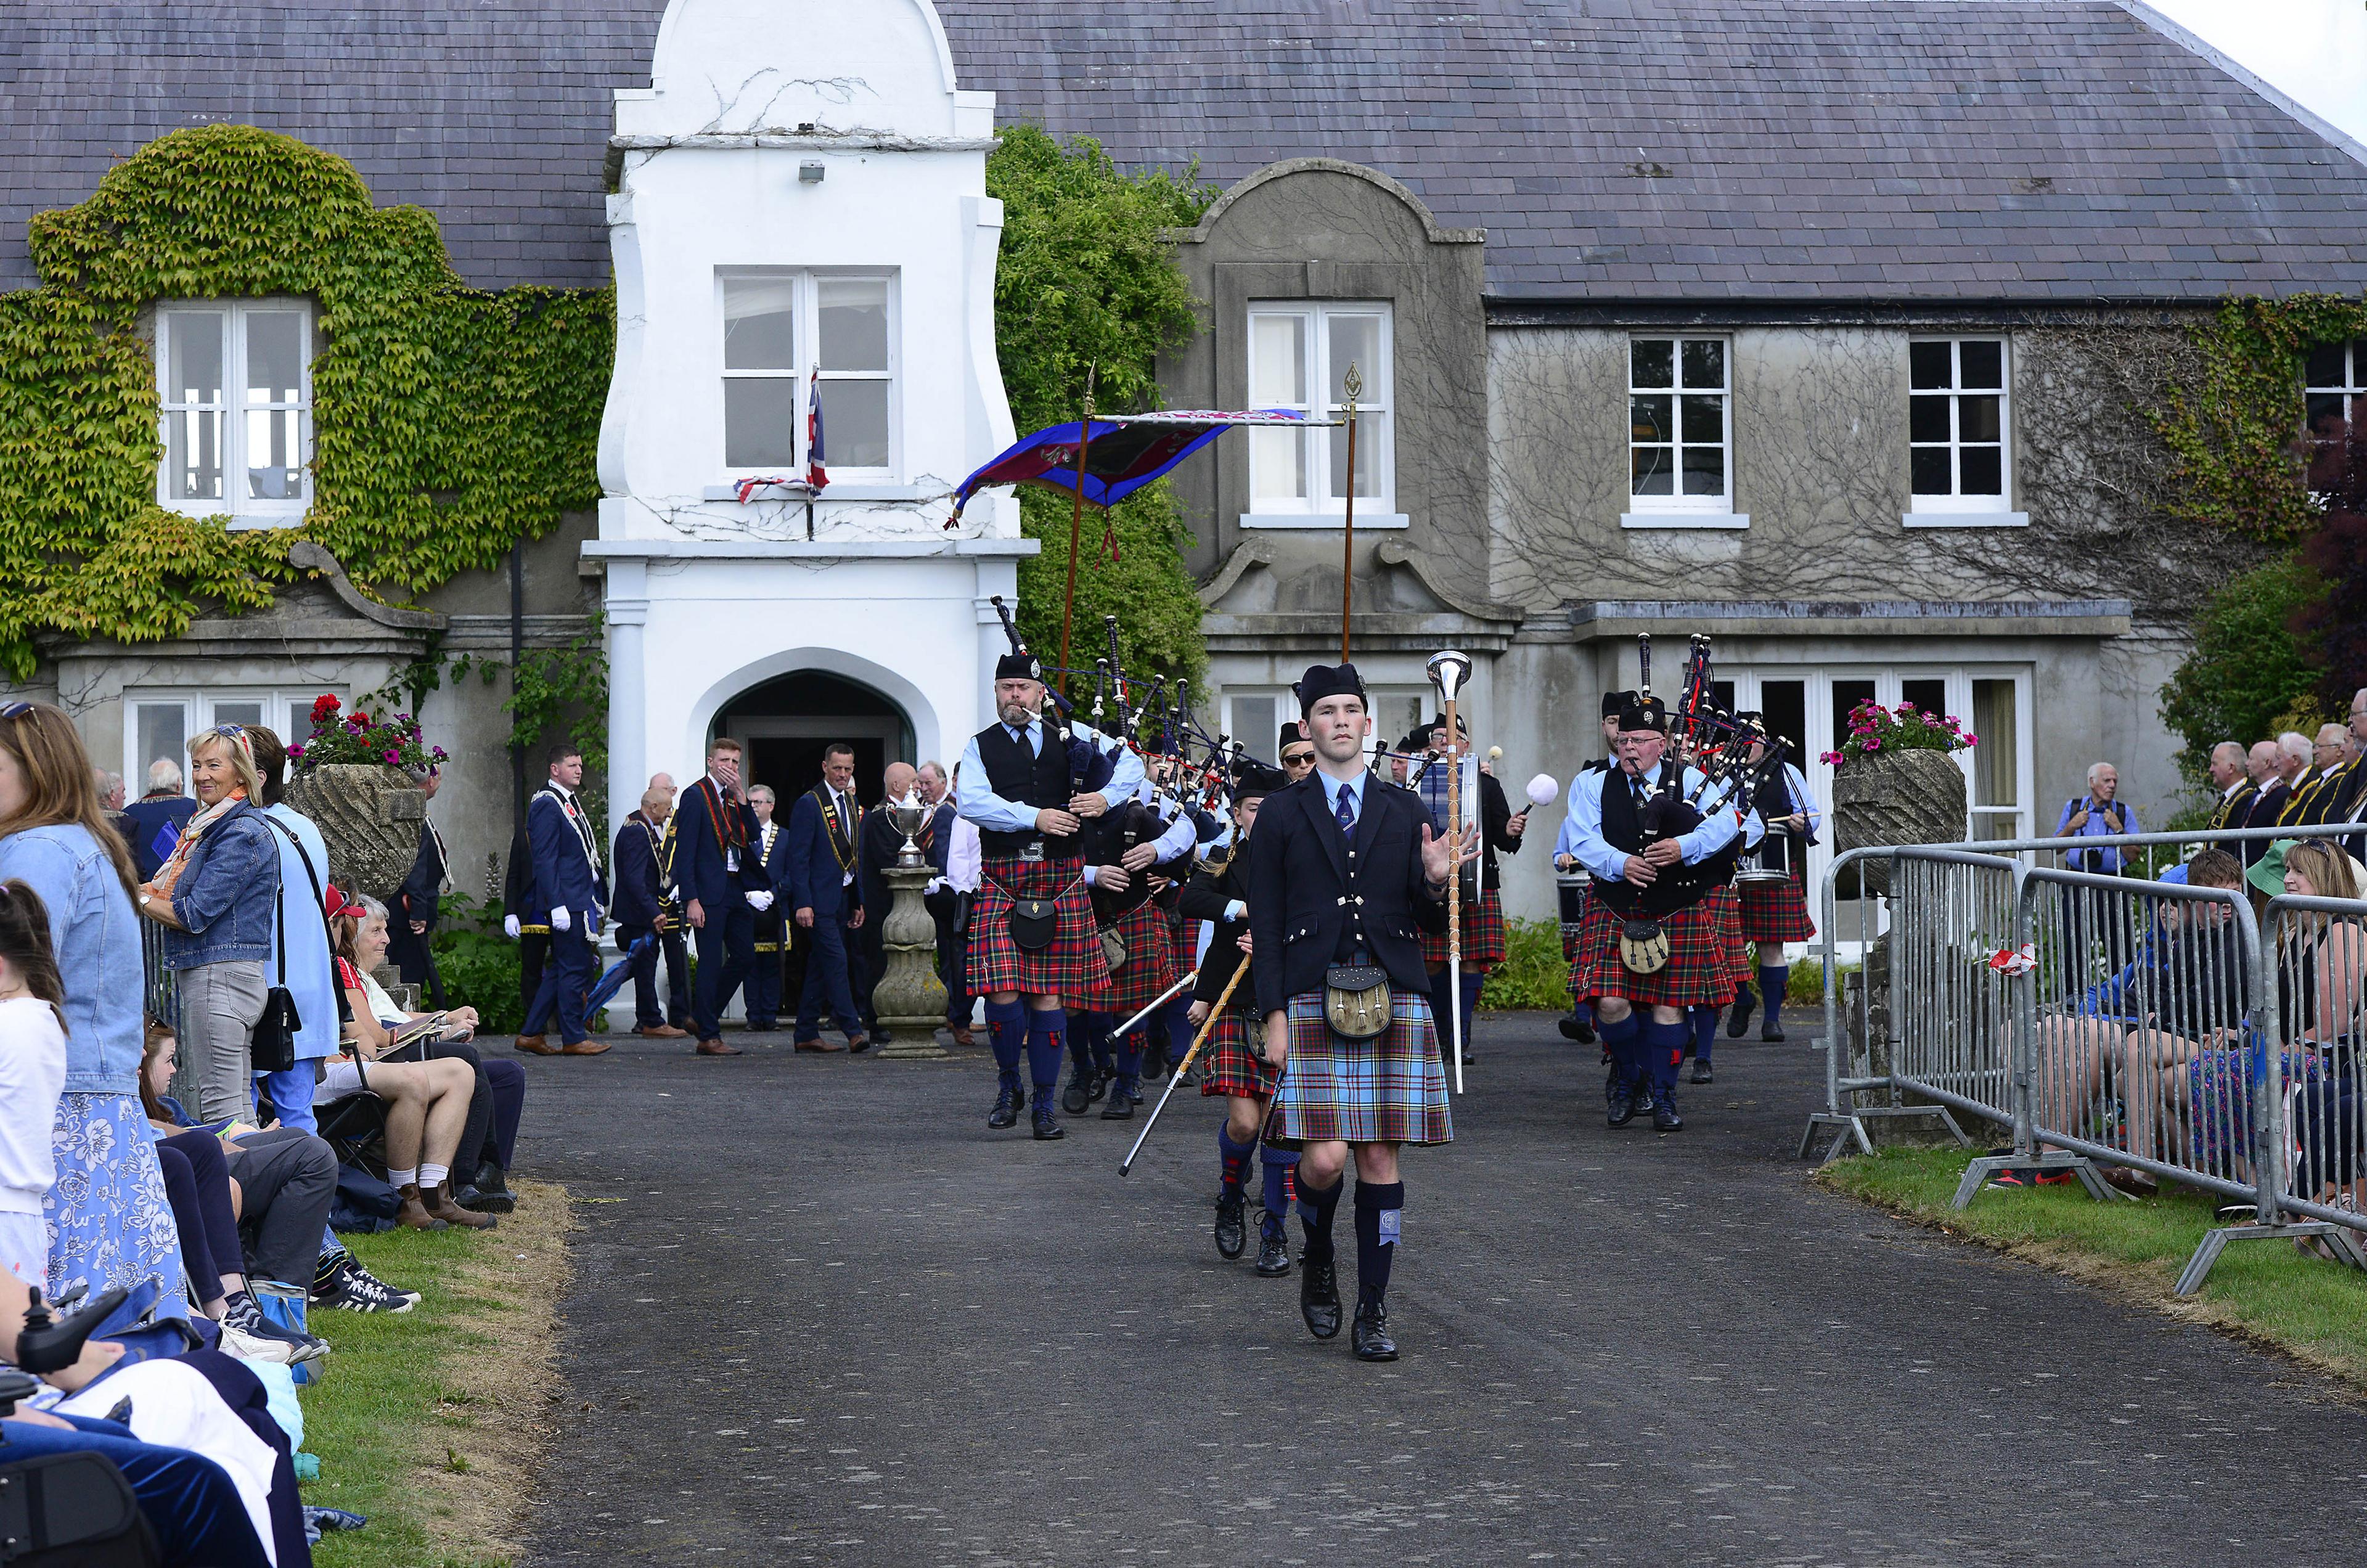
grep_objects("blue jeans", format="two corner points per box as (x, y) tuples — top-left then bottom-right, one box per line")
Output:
(1, 1418), (271, 1567)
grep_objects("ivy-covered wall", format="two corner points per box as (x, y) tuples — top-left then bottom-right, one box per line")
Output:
(0, 124), (610, 680)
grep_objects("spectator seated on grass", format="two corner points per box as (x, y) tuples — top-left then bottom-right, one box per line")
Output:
(2032, 848), (2250, 1193)
(324, 890), (495, 1233)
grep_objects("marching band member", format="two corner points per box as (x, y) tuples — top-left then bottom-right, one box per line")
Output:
(1726, 717), (1822, 1045)
(1408, 715), (1528, 1069)
(1553, 692), (1629, 1046)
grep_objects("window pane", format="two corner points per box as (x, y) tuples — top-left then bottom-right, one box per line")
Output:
(2307, 391), (2347, 437)
(1232, 696), (1278, 761)
(1329, 409), (1382, 500)
(1973, 679), (2017, 809)
(1630, 393), (1672, 444)
(1250, 426), (1305, 500)
(1910, 447), (1953, 495)
(1958, 394), (2001, 443)
(135, 704), (187, 794)
(1249, 315), (1305, 404)
(1678, 393), (1722, 444)
(817, 279), (888, 373)
(722, 277), (798, 370)
(1910, 340), (1953, 390)
(1680, 442), (1725, 496)
(1760, 679), (1807, 759)
(2305, 343), (2346, 388)
(819, 380), (889, 468)
(723, 378), (798, 466)
(245, 408), (304, 500)
(288, 700), (318, 742)
(211, 701), (265, 730)
(1632, 445), (1673, 496)
(1908, 394), (1951, 444)
(1680, 338), (1724, 390)
(245, 312), (304, 404)
(166, 312), (225, 405)
(1959, 446), (2003, 496)
(1900, 679), (1947, 717)
(1328, 315), (1380, 404)
(167, 409), (223, 501)
(1630, 338), (1673, 388)
(1832, 680), (1877, 749)
(1958, 340), (2002, 389)
(2353, 340), (2367, 379)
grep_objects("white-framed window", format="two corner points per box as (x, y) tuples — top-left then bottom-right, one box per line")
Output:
(1245, 301), (1393, 520)
(1627, 337), (1730, 512)
(719, 269), (895, 478)
(124, 688), (345, 796)
(2305, 335), (2366, 498)
(155, 300), (313, 523)
(1908, 338), (2009, 512)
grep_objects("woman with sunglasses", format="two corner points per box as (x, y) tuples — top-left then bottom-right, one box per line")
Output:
(0, 701), (190, 1325)
(134, 724), (282, 1122)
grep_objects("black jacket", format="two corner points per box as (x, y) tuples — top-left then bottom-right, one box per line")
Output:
(1245, 772), (1448, 1017)
(396, 819), (446, 934)
(610, 812), (668, 929)
(1179, 846), (1248, 1007)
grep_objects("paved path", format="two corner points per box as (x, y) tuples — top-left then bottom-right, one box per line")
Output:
(509, 1016), (2367, 1567)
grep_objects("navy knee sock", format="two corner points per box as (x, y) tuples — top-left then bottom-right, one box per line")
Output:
(1026, 1008), (1066, 1093)
(1087, 1011), (1117, 1073)
(1642, 1018), (1689, 1098)
(1217, 1123), (1257, 1194)
(1690, 1004), (1719, 1065)
(1110, 1019), (1141, 1081)
(1599, 1011), (1642, 1084)
(1259, 1145), (1298, 1236)
(1297, 1171), (1344, 1264)
(1064, 1010), (1094, 1080)
(1163, 995), (1194, 1063)
(986, 997), (1027, 1082)
(1354, 1179), (1405, 1304)
(1760, 965), (1788, 1031)
(1457, 971), (1480, 1055)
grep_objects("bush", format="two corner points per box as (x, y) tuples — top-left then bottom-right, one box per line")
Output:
(430, 893), (522, 1034)
(1478, 917), (1568, 1010)
(2158, 553), (2329, 781)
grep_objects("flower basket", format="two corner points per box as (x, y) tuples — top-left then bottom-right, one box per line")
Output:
(282, 763), (425, 899)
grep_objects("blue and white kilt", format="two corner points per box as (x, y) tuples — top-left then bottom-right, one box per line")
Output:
(46, 1091), (190, 1329)
(1273, 988), (1453, 1147)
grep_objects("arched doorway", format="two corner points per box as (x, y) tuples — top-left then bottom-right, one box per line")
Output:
(714, 669), (914, 807)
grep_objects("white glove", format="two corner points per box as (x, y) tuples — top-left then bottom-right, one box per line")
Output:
(550, 905), (571, 932)
(747, 890), (774, 911)
(503, 914), (521, 939)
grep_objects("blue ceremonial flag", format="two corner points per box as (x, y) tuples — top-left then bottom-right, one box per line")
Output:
(947, 410), (1314, 524)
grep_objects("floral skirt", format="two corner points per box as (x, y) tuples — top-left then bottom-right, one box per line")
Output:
(2187, 1047), (2320, 1174)
(45, 1091), (189, 1325)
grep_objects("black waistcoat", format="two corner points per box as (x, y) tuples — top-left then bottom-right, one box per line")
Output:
(1593, 765), (1709, 917)
(975, 723), (1079, 859)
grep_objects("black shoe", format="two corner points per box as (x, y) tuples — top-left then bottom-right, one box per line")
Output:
(1100, 1080), (1137, 1119)
(1214, 1190), (1248, 1259)
(1300, 1254), (1342, 1339)
(872, 1029), (893, 1047)
(1691, 1060), (1714, 1085)
(1727, 986), (1756, 1037)
(1652, 1093), (1685, 1132)
(1607, 1083), (1639, 1127)
(1061, 1074), (1093, 1114)
(1352, 1293), (1397, 1362)
(987, 1077), (1021, 1130)
(1559, 1015), (1596, 1044)
(1255, 1227), (1293, 1277)
(1460, 1048), (1476, 1065)
(1762, 1021), (1786, 1043)
(1032, 1098), (1066, 1140)
(1087, 1068), (1110, 1105)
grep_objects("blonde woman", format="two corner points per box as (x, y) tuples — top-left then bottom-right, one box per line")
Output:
(134, 725), (281, 1123)
(2281, 843), (2367, 1225)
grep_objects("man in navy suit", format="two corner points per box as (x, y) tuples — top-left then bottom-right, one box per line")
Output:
(611, 784), (690, 1040)
(523, 741), (611, 1057)
(674, 737), (771, 1056)
(785, 742), (869, 1053)
(918, 760), (972, 1047)
(745, 783), (795, 1031)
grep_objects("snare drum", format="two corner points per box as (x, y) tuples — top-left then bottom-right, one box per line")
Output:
(1735, 828), (1796, 884)
(1556, 873), (1590, 937)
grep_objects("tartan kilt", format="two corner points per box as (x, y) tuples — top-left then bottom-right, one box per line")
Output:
(1707, 883), (1751, 985)
(1102, 900), (1180, 1017)
(1273, 989), (1453, 1146)
(1737, 870), (1817, 944)
(1569, 895), (1730, 1008)
(967, 855), (1111, 1006)
(1196, 1007), (1278, 1100)
(1420, 884), (1508, 969)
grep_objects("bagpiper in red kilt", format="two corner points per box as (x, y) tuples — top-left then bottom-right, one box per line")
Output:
(1198, 1006), (1278, 1101)
(1101, 897), (1180, 1018)
(1568, 894), (1731, 1008)
(967, 854), (1111, 1008)
(1418, 883), (1508, 970)
(1736, 867), (1817, 945)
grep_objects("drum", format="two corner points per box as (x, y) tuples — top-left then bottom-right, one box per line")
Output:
(1736, 828), (1796, 884)
(1556, 873), (1589, 937)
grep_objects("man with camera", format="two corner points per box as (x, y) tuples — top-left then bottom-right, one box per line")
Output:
(2053, 762), (2139, 979)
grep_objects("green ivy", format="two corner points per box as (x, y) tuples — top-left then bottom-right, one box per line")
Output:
(0, 125), (610, 679)
(506, 615), (610, 822)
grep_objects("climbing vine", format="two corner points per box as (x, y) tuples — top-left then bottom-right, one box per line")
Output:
(0, 124), (610, 679)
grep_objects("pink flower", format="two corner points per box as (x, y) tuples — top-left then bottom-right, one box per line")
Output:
(385, 749), (400, 763)
(1962, 733), (1978, 746)
(1820, 750), (1843, 765)
(1865, 738), (1883, 751)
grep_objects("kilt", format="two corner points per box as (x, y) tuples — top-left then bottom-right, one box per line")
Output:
(1568, 895), (1730, 1008)
(1103, 899), (1181, 1017)
(1707, 884), (1751, 986)
(1420, 884), (1508, 969)
(1197, 1007), (1277, 1100)
(1273, 989), (1453, 1146)
(1737, 872), (1817, 944)
(967, 854), (1111, 1006)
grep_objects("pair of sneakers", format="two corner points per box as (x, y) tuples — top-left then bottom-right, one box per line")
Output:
(312, 1252), (423, 1314)
(219, 1292), (329, 1365)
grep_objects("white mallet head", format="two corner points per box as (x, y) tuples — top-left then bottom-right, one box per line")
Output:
(1525, 773), (1560, 807)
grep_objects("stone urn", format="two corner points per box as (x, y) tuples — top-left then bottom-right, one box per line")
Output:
(870, 865), (949, 1058)
(1831, 748), (1968, 898)
(282, 763), (425, 899)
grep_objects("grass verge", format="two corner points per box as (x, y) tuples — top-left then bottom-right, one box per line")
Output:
(1820, 1146), (2367, 1390)
(303, 1180), (574, 1567)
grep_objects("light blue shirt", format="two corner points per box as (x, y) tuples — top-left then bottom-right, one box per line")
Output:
(262, 804), (340, 1063)
(2054, 793), (2138, 873)
(1315, 769), (1368, 830)
(1563, 761), (1741, 884)
(956, 717), (1145, 835)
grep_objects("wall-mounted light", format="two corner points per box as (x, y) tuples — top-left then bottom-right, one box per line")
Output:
(799, 162), (825, 184)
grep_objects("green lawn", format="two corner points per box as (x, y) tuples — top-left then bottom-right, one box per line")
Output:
(300, 1182), (572, 1567)
(1821, 1146), (2367, 1387)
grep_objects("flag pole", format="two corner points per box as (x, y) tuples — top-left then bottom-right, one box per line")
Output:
(1339, 364), (1360, 663)
(1058, 364), (1096, 696)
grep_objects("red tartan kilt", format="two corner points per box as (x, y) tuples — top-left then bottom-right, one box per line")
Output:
(966, 855), (1111, 1005)
(1737, 872), (1817, 944)
(1569, 896), (1731, 1007)
(1707, 884), (1751, 984)
(1420, 884), (1508, 968)
(1197, 1008), (1277, 1100)
(1102, 900), (1180, 1016)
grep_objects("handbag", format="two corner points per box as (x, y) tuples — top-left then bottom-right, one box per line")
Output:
(1323, 963), (1392, 1040)
(250, 875), (300, 1076)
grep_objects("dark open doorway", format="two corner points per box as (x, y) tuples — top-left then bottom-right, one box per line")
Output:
(713, 669), (912, 807)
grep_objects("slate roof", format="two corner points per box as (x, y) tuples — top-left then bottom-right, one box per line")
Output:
(3, 1), (2364, 300)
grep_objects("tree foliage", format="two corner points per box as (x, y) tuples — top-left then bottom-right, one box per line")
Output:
(2158, 553), (2331, 778)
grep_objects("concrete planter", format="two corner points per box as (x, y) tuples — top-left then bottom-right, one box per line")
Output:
(1832, 748), (1968, 897)
(283, 763), (425, 899)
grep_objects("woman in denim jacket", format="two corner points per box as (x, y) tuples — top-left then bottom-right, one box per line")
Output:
(0, 701), (189, 1326)
(136, 725), (281, 1122)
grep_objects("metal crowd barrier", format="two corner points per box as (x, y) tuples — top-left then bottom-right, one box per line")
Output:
(140, 919), (180, 1034)
(1799, 822), (2367, 1293)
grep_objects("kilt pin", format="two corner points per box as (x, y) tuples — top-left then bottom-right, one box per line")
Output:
(967, 854), (1111, 1006)
(1568, 896), (1730, 1008)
